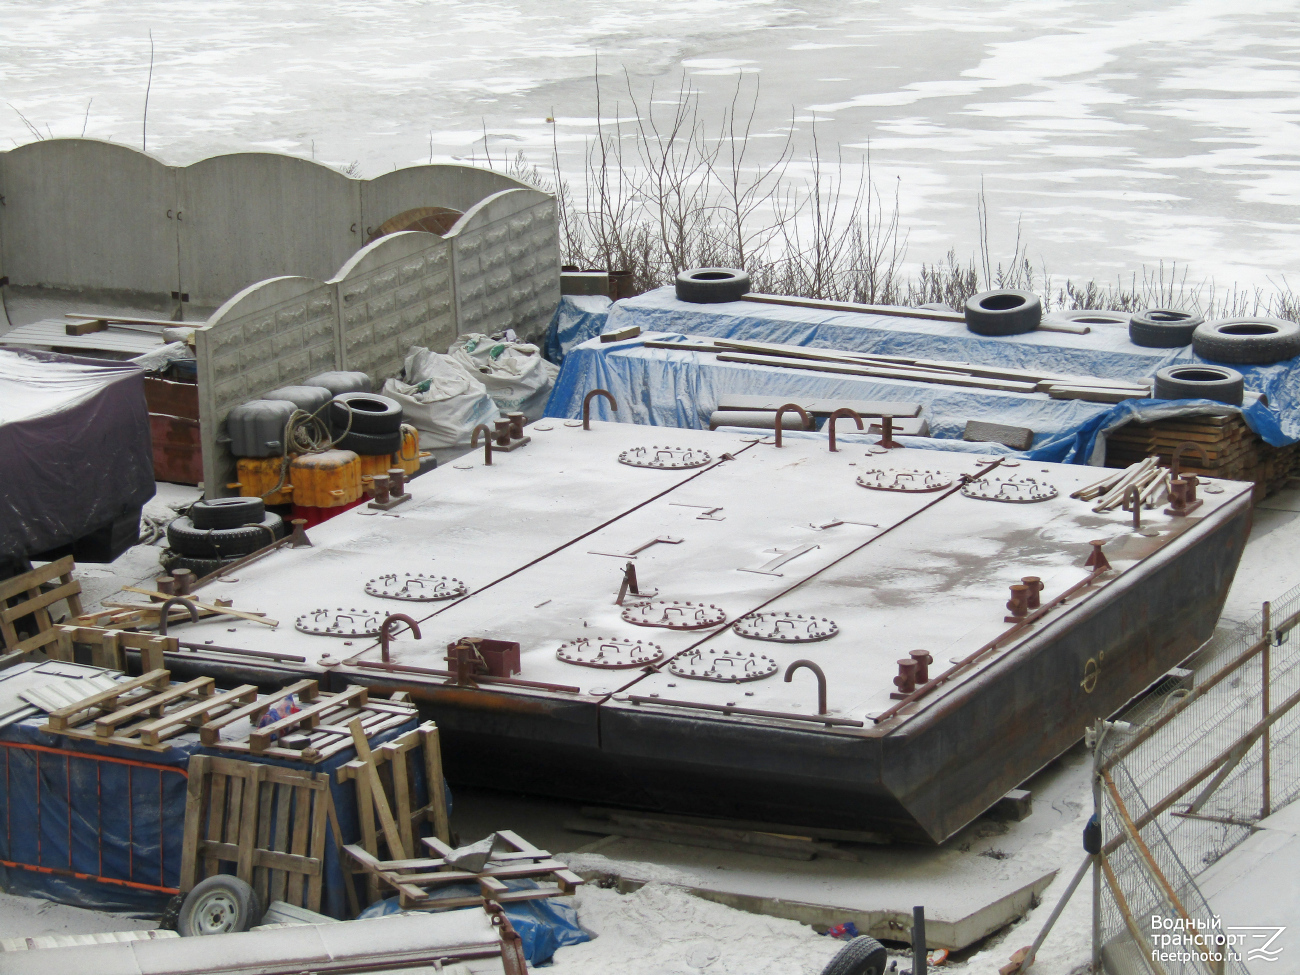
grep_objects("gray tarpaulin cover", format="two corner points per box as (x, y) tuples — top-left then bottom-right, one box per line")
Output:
(0, 349), (154, 559)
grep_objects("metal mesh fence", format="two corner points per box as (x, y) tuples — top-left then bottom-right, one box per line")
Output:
(1094, 581), (1300, 975)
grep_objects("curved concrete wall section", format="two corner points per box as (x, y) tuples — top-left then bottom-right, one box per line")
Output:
(448, 188), (560, 341)
(195, 230), (456, 494)
(0, 138), (539, 307)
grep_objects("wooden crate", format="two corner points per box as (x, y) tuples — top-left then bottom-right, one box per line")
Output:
(0, 556), (83, 667)
(181, 755), (332, 913)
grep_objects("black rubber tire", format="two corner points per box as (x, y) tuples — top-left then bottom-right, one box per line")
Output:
(167, 512), (285, 559)
(335, 428), (404, 455)
(964, 290), (1041, 336)
(1192, 317), (1300, 365)
(822, 936), (889, 975)
(1053, 310), (1130, 326)
(178, 875), (261, 936)
(189, 497), (265, 530)
(1153, 364), (1244, 406)
(1128, 309), (1203, 348)
(330, 392), (404, 435)
(675, 268), (751, 304)
(161, 552), (243, 578)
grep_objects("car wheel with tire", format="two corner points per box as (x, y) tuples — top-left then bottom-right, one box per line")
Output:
(161, 552), (244, 578)
(167, 512), (285, 559)
(1153, 364), (1244, 406)
(1192, 317), (1300, 365)
(189, 497), (266, 530)
(675, 268), (751, 304)
(178, 876), (261, 937)
(335, 428), (404, 456)
(1128, 309), (1203, 348)
(330, 393), (404, 435)
(964, 290), (1042, 336)
(822, 936), (889, 975)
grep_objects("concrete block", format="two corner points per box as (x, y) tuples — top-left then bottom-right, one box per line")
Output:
(985, 788), (1033, 823)
(963, 419), (1035, 451)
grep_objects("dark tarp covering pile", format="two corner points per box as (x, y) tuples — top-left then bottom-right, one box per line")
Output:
(0, 349), (154, 560)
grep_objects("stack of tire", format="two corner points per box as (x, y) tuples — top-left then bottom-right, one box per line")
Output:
(164, 497), (284, 577)
(329, 391), (413, 478)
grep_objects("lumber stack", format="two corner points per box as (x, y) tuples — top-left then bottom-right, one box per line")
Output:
(1105, 413), (1300, 499)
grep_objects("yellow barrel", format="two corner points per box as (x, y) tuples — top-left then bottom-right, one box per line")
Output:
(289, 449), (362, 507)
(233, 456), (296, 505)
(355, 426), (422, 478)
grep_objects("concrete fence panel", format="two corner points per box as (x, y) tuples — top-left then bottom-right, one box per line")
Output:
(448, 188), (559, 343)
(195, 275), (339, 493)
(0, 139), (179, 297)
(360, 164), (530, 235)
(332, 231), (455, 384)
(179, 153), (362, 308)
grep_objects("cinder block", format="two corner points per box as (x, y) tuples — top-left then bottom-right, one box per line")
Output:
(963, 419), (1035, 451)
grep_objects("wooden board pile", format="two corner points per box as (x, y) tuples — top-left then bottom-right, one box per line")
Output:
(1105, 413), (1300, 499)
(644, 337), (1152, 402)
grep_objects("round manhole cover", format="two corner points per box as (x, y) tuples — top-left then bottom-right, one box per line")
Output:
(556, 637), (664, 669)
(856, 468), (955, 492)
(618, 446), (713, 470)
(365, 573), (467, 602)
(734, 611), (839, 643)
(961, 476), (1059, 503)
(295, 608), (385, 637)
(668, 648), (779, 682)
(621, 600), (728, 630)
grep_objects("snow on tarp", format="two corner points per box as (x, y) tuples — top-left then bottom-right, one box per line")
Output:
(0, 349), (155, 559)
(545, 295), (614, 364)
(543, 288), (1300, 459)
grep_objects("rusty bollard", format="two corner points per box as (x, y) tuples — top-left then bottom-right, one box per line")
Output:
(387, 468), (407, 497)
(1005, 584), (1030, 622)
(893, 657), (919, 698)
(494, 418), (513, 447)
(507, 412), (527, 440)
(154, 575), (175, 601)
(879, 414), (903, 449)
(909, 649), (933, 684)
(1084, 539), (1112, 572)
(1022, 576), (1044, 610)
(170, 568), (195, 596)
(371, 474), (391, 506)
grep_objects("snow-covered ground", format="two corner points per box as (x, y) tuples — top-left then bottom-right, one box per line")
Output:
(4, 1), (1300, 289)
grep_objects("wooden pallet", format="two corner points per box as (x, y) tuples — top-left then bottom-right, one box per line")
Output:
(199, 681), (417, 764)
(49, 625), (175, 672)
(0, 556), (84, 667)
(39, 668), (260, 749)
(337, 720), (450, 902)
(181, 755), (332, 913)
(1104, 412), (1300, 500)
(343, 830), (583, 911)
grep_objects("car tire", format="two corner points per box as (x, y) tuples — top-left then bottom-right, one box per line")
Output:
(335, 428), (404, 456)
(178, 876), (261, 937)
(821, 936), (889, 975)
(1128, 309), (1203, 348)
(964, 290), (1041, 336)
(167, 512), (285, 559)
(189, 497), (266, 530)
(161, 552), (244, 578)
(675, 268), (751, 304)
(1192, 317), (1300, 365)
(1153, 364), (1245, 406)
(330, 393), (404, 435)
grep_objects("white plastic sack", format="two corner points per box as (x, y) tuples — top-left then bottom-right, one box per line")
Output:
(448, 333), (559, 421)
(382, 347), (500, 447)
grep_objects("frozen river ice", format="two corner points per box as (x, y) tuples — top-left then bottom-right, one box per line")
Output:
(2, 0), (1299, 289)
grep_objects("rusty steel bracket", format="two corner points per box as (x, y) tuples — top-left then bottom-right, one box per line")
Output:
(367, 473), (412, 511)
(157, 597), (200, 635)
(827, 407), (864, 452)
(470, 424), (494, 465)
(590, 535), (683, 560)
(615, 562), (657, 605)
(379, 613), (422, 663)
(1170, 440), (1209, 480)
(627, 693), (863, 728)
(583, 388), (617, 429)
(1083, 539), (1112, 572)
(669, 502), (725, 520)
(773, 403), (810, 447)
(739, 542), (819, 577)
(784, 659), (829, 714)
(877, 414), (903, 449)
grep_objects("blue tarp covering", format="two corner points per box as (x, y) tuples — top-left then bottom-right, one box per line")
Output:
(545, 295), (614, 364)
(543, 287), (1300, 461)
(0, 715), (422, 918)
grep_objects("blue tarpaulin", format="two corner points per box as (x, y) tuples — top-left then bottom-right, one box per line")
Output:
(542, 288), (1300, 461)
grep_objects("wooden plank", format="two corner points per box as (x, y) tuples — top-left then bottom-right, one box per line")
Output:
(236, 764), (263, 884)
(270, 781), (292, 905)
(740, 292), (964, 322)
(715, 394), (923, 418)
(136, 684), (258, 746)
(204, 770), (228, 879)
(715, 351), (1040, 393)
(255, 770), (275, 906)
(89, 630), (123, 671)
(385, 743), (415, 858)
(287, 780), (312, 906)
(306, 778), (329, 912)
(53, 628), (75, 663)
(196, 841), (321, 877)
(44, 669), (169, 730)
(93, 676), (214, 737)
(350, 717), (407, 860)
(248, 687), (368, 754)
(199, 680), (319, 744)
(420, 722), (451, 843)
(1, 580), (84, 627)
(180, 756), (211, 892)
(120, 586), (277, 626)
(353, 768), (381, 904)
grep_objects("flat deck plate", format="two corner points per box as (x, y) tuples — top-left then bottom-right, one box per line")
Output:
(167, 424), (1254, 730)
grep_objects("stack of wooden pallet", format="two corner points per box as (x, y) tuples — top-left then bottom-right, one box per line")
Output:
(1105, 413), (1300, 499)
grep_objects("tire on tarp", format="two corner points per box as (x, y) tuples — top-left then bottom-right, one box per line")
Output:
(964, 290), (1041, 336)
(1152, 364), (1244, 406)
(675, 268), (751, 304)
(1128, 309), (1203, 348)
